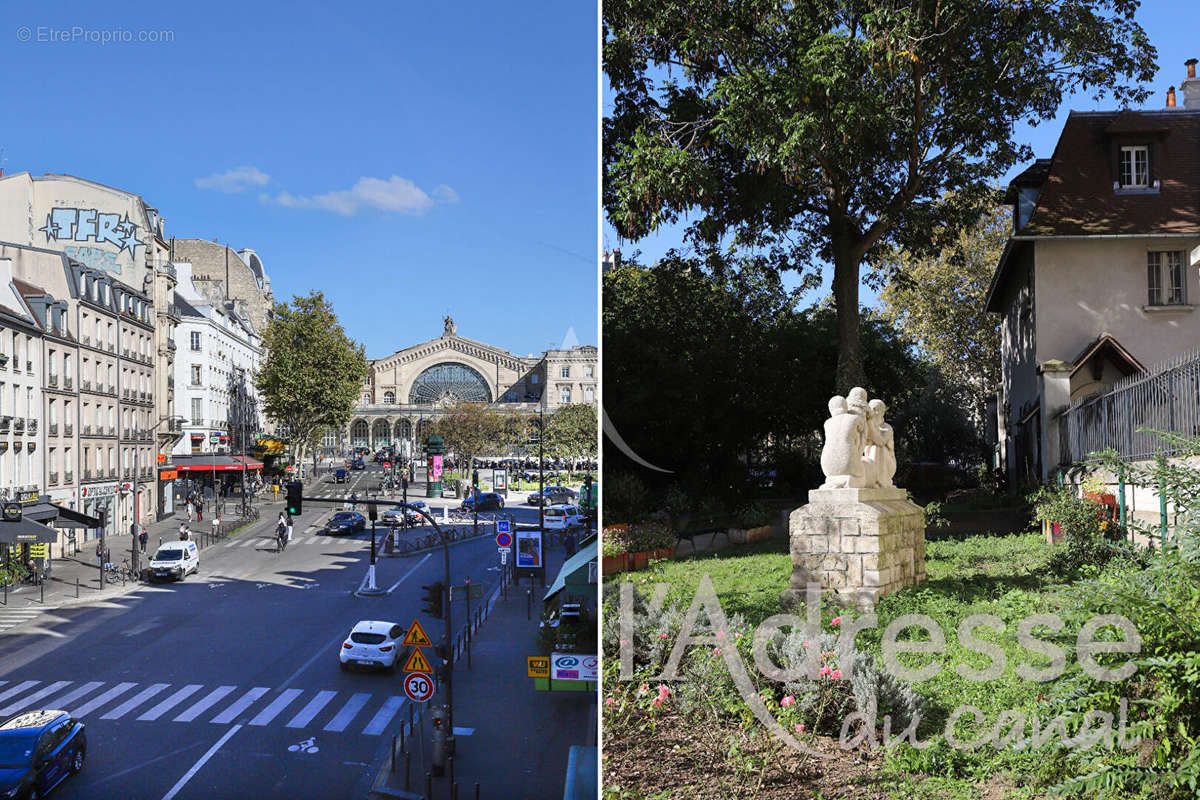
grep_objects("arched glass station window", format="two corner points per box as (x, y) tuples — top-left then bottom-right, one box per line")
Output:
(408, 362), (492, 404)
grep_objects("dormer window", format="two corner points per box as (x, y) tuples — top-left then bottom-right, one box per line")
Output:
(1119, 145), (1149, 188)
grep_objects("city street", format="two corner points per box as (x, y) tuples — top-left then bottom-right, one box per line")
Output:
(0, 464), (588, 799)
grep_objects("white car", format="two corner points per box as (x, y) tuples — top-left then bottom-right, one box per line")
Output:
(339, 620), (406, 671)
(543, 504), (584, 530)
(147, 541), (199, 582)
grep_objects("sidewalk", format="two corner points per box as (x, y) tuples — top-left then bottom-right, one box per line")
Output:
(373, 543), (597, 799)
(2, 497), (286, 610)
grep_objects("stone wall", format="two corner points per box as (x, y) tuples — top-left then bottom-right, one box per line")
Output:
(780, 487), (925, 610)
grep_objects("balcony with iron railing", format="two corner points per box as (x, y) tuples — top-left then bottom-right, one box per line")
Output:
(49, 472), (58, 485)
(0, 416), (10, 435)
(82, 424), (92, 435)
(81, 380), (91, 391)
(26, 419), (36, 435)
(64, 471), (72, 483)
(64, 376), (73, 389)
(13, 418), (24, 433)
(48, 374), (57, 388)
(84, 469), (92, 480)
(159, 303), (181, 323)
(49, 423), (58, 436)
(107, 426), (116, 436)
(63, 423), (72, 436)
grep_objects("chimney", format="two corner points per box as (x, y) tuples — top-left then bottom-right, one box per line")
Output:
(1168, 86), (1177, 107)
(1183, 58), (1200, 109)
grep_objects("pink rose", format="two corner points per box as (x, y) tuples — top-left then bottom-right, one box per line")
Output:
(781, 695), (795, 708)
(605, 697), (615, 706)
(714, 647), (722, 656)
(658, 632), (668, 639)
(831, 669), (842, 680)
(831, 617), (842, 626)
(652, 697), (663, 708)
(638, 683), (649, 696)
(794, 723), (805, 732)
(819, 666), (831, 676)
(658, 685), (670, 699)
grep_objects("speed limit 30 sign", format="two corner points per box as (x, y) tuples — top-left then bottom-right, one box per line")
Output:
(404, 672), (435, 703)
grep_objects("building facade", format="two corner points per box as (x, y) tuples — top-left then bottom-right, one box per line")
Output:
(346, 317), (598, 454)
(0, 172), (178, 523)
(985, 63), (1200, 482)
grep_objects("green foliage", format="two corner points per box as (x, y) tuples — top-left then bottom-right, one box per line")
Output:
(604, 0), (1156, 386)
(604, 471), (650, 524)
(256, 291), (366, 466)
(543, 403), (598, 463)
(1031, 486), (1140, 579)
(629, 521), (674, 551)
(433, 402), (506, 467)
(734, 502), (771, 529)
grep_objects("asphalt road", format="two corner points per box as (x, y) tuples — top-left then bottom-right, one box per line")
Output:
(0, 464), (557, 799)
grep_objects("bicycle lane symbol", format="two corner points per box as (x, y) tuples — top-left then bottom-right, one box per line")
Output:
(288, 737), (319, 754)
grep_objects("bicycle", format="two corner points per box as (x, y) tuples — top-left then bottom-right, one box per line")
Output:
(276, 529), (288, 553)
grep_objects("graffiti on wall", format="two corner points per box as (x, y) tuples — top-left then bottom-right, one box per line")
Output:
(63, 246), (121, 272)
(38, 207), (144, 272)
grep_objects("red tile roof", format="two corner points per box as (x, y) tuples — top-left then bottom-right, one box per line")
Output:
(1020, 110), (1200, 236)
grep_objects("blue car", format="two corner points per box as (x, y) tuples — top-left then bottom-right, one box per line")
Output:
(0, 709), (87, 799)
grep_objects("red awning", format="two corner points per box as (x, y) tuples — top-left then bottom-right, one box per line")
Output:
(173, 455), (264, 472)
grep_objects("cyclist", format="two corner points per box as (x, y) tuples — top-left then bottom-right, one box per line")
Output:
(276, 517), (288, 552)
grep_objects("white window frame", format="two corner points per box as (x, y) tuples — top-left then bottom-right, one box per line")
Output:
(1147, 250), (1187, 306)
(1120, 145), (1149, 188)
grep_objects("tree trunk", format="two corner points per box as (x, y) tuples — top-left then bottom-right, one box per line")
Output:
(831, 236), (866, 393)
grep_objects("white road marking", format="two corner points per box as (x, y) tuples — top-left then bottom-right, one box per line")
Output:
(386, 553), (432, 595)
(101, 683), (170, 719)
(247, 688), (303, 726)
(160, 723), (242, 800)
(323, 692), (370, 732)
(72, 682), (137, 717)
(0, 680), (39, 706)
(286, 690), (336, 728)
(210, 687), (270, 724)
(46, 681), (104, 711)
(173, 685), (235, 722)
(139, 684), (203, 721)
(361, 696), (405, 736)
(0, 680), (71, 716)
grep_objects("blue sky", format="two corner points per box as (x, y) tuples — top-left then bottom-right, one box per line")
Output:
(602, 3), (1195, 309)
(1, 0), (597, 360)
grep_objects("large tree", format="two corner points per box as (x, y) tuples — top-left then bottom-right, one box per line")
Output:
(256, 292), (366, 469)
(435, 402), (505, 471)
(544, 403), (599, 466)
(604, 0), (1155, 391)
(876, 201), (1007, 427)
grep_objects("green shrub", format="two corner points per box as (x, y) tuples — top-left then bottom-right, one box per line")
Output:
(605, 472), (649, 523)
(628, 521), (674, 551)
(734, 501), (771, 528)
(1031, 486), (1138, 579)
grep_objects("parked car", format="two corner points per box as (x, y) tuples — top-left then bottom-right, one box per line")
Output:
(460, 492), (504, 512)
(334, 468), (347, 483)
(350, 458), (366, 470)
(526, 486), (577, 506)
(0, 709), (87, 799)
(339, 620), (408, 672)
(542, 504), (584, 530)
(322, 511), (366, 536)
(147, 541), (199, 582)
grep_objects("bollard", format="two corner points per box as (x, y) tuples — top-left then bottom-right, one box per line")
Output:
(475, 782), (480, 800)
(76, 577), (79, 599)
(449, 755), (455, 786)
(405, 751), (411, 790)
(426, 772), (432, 798)
(391, 735), (396, 772)
(526, 588), (531, 620)
(41, 578), (44, 603)
(3, 580), (6, 605)
(467, 634), (471, 669)
(453, 782), (459, 800)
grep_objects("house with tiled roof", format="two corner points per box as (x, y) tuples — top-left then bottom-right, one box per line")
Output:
(985, 61), (1200, 483)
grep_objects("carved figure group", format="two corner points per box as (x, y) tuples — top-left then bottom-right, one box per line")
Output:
(819, 387), (896, 489)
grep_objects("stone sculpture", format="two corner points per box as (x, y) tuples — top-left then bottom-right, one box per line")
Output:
(819, 386), (894, 489)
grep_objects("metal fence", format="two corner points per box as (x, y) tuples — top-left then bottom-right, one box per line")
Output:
(1062, 346), (1200, 464)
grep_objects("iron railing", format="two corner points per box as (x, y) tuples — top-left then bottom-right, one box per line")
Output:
(1062, 347), (1200, 463)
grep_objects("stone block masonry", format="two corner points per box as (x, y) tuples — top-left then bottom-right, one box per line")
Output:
(779, 487), (925, 610)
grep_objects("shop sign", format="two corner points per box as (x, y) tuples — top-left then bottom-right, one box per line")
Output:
(17, 490), (40, 504)
(2, 503), (22, 521)
(160, 469), (178, 480)
(157, 453), (166, 463)
(81, 484), (116, 498)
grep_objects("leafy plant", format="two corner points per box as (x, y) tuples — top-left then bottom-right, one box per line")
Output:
(1031, 486), (1138, 579)
(734, 502), (771, 529)
(629, 521), (674, 551)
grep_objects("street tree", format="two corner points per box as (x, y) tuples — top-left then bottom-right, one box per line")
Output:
(256, 292), (366, 469)
(544, 403), (598, 467)
(604, 0), (1155, 390)
(876, 202), (1007, 427)
(435, 402), (505, 473)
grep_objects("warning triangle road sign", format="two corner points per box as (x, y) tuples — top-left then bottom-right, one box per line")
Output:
(402, 620), (433, 647)
(403, 647), (433, 674)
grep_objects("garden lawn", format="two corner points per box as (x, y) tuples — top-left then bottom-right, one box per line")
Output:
(604, 532), (1089, 799)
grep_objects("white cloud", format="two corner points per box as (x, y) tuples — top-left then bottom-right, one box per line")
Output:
(195, 166), (271, 193)
(264, 176), (457, 216)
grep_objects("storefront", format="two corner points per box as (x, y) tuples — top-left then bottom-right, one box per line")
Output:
(159, 467), (177, 518)
(171, 454), (264, 510)
(0, 498), (101, 577)
(79, 483), (118, 544)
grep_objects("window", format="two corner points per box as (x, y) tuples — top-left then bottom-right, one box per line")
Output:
(559, 387), (572, 404)
(1147, 251), (1186, 306)
(191, 365), (202, 385)
(531, 373), (539, 385)
(1120, 146), (1149, 188)
(584, 365), (594, 378)
(190, 331), (201, 351)
(383, 391), (395, 404)
(191, 397), (202, 424)
(560, 366), (570, 378)
(362, 393), (371, 405)
(584, 385), (595, 403)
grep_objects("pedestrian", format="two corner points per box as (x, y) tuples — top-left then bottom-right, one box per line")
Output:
(196, 501), (203, 523)
(179, 521), (190, 541)
(272, 483), (279, 501)
(138, 527), (148, 553)
(186, 500), (193, 523)
(96, 540), (104, 570)
(212, 515), (221, 538)
(285, 512), (294, 543)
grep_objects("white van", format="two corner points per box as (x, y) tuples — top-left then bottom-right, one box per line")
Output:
(148, 541), (199, 582)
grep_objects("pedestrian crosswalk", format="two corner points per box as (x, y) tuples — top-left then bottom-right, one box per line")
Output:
(0, 607), (54, 635)
(0, 678), (410, 736)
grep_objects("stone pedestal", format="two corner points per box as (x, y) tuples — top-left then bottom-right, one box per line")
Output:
(779, 487), (925, 611)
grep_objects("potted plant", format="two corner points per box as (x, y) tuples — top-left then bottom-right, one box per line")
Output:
(602, 525), (631, 574)
(629, 521), (674, 568)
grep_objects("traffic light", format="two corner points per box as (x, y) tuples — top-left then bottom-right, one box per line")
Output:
(472, 469), (479, 488)
(285, 481), (302, 515)
(421, 581), (444, 619)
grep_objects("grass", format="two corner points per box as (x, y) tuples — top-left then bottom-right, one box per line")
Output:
(603, 530), (1096, 799)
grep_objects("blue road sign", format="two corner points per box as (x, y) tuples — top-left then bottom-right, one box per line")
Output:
(496, 519), (511, 534)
